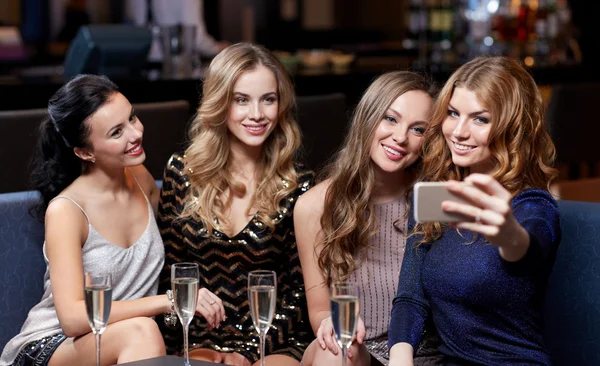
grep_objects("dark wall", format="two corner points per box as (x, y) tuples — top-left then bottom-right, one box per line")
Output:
(567, 1), (600, 78)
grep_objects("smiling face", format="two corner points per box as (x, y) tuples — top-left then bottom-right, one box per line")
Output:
(78, 92), (145, 167)
(442, 87), (494, 174)
(226, 64), (279, 152)
(369, 90), (432, 176)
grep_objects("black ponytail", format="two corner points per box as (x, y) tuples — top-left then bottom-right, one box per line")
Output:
(30, 74), (119, 220)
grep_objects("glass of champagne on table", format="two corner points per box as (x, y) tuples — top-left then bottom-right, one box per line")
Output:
(171, 263), (199, 366)
(248, 270), (276, 366)
(84, 272), (112, 366)
(331, 282), (360, 366)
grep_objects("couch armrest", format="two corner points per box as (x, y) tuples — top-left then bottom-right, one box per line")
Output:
(544, 200), (600, 365)
(0, 191), (46, 350)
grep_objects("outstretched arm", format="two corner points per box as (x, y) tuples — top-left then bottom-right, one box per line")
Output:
(443, 174), (560, 266)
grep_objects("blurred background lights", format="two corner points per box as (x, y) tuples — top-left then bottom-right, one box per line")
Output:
(487, 0), (500, 14)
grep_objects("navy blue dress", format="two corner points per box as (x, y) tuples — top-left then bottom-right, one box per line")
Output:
(388, 189), (560, 365)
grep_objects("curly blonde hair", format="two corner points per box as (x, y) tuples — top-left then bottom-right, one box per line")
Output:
(416, 56), (558, 244)
(317, 71), (436, 283)
(181, 43), (301, 234)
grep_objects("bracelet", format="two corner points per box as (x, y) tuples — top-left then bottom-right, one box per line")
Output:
(164, 289), (178, 327)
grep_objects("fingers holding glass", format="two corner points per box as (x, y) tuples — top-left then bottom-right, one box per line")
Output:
(317, 317), (339, 354)
(355, 316), (366, 344)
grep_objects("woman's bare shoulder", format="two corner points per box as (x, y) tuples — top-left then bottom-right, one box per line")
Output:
(129, 164), (158, 194)
(295, 179), (331, 217)
(45, 194), (89, 244)
(53, 177), (89, 205)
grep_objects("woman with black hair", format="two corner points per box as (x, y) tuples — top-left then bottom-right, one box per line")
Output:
(0, 74), (223, 366)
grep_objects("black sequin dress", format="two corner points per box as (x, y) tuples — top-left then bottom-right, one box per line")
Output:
(157, 153), (314, 362)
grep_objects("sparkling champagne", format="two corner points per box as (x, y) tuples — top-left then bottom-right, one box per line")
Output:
(172, 277), (199, 325)
(248, 285), (276, 333)
(171, 263), (199, 366)
(84, 284), (112, 334)
(331, 295), (359, 349)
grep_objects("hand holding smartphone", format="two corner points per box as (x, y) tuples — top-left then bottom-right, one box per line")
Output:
(413, 182), (471, 223)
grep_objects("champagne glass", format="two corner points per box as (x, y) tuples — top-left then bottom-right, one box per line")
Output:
(248, 270), (277, 366)
(171, 263), (199, 366)
(330, 282), (360, 366)
(84, 272), (112, 366)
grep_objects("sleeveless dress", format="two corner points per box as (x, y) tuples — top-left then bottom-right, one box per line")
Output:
(348, 198), (407, 366)
(0, 172), (165, 366)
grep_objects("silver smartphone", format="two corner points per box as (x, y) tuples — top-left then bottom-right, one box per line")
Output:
(413, 182), (470, 223)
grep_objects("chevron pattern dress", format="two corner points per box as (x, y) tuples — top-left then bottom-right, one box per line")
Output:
(157, 153), (315, 362)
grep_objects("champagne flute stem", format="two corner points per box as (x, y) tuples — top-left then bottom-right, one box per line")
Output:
(183, 324), (190, 366)
(95, 333), (101, 366)
(341, 346), (347, 366)
(260, 332), (266, 366)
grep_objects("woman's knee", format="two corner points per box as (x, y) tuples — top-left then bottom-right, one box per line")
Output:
(305, 341), (369, 366)
(310, 342), (342, 364)
(189, 348), (223, 363)
(121, 317), (165, 351)
(301, 339), (319, 366)
(121, 317), (159, 335)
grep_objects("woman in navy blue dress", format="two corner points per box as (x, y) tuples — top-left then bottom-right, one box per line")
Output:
(388, 56), (560, 366)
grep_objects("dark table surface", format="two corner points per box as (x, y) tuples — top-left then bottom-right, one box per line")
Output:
(117, 355), (220, 366)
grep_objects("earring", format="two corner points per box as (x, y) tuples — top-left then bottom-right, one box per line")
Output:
(91, 158), (96, 163)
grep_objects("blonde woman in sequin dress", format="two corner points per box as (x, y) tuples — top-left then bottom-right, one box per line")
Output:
(157, 43), (314, 366)
(295, 72), (439, 366)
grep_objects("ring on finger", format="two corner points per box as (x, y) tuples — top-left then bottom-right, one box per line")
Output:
(208, 299), (216, 305)
(474, 211), (482, 223)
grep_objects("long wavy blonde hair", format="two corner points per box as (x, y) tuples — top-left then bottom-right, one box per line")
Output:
(416, 56), (558, 244)
(318, 71), (436, 283)
(181, 43), (301, 234)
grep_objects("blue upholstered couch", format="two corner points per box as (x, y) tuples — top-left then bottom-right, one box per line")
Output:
(1, 192), (600, 365)
(544, 200), (600, 365)
(0, 191), (45, 350)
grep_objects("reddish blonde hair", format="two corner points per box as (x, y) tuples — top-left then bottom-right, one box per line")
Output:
(417, 56), (558, 244)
